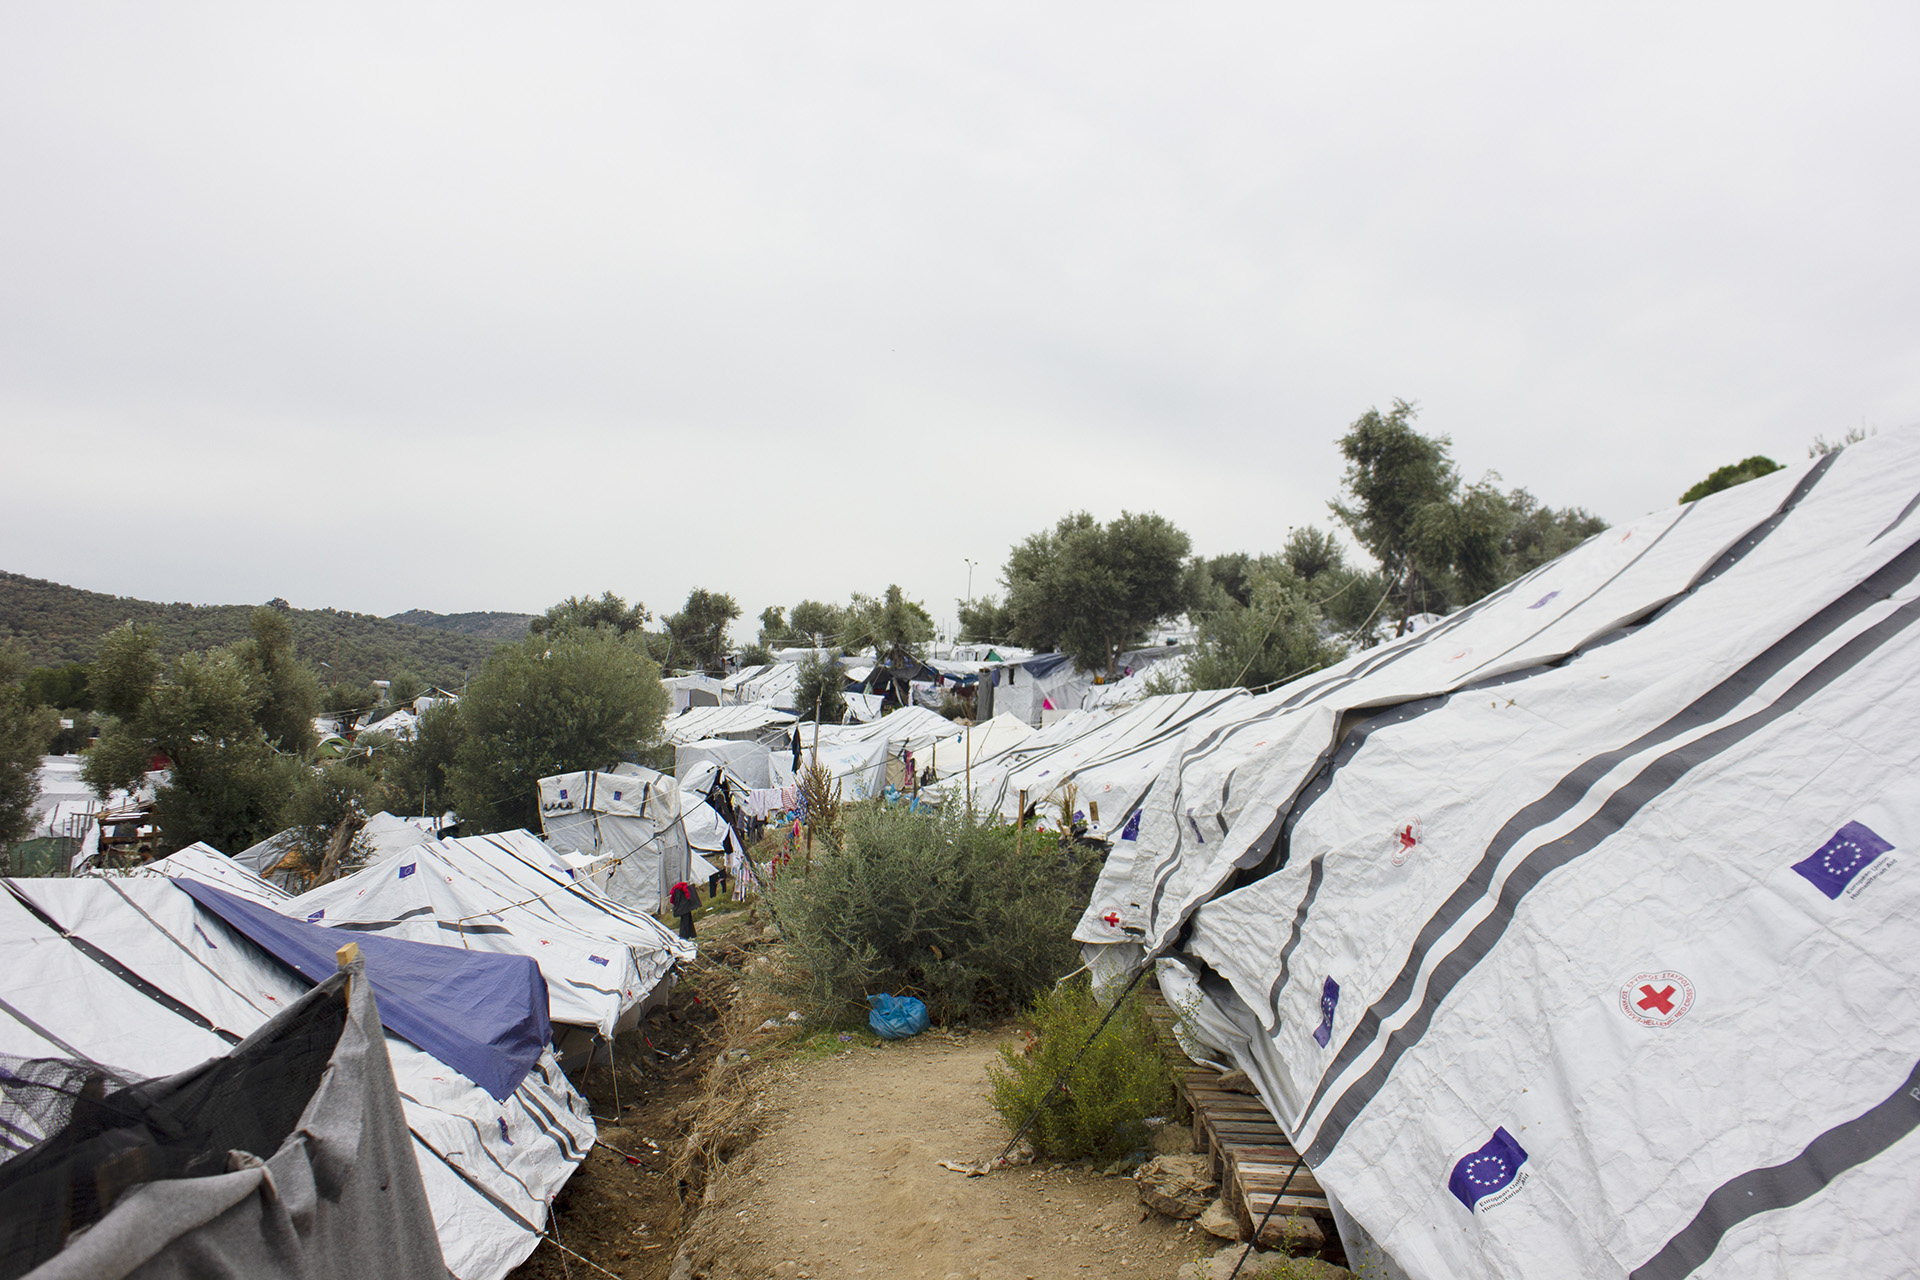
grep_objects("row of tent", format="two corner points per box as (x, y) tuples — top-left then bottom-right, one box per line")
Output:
(991, 432), (1920, 1278)
(0, 753), (759, 1278)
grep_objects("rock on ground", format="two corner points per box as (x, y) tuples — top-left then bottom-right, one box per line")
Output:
(1134, 1154), (1218, 1220)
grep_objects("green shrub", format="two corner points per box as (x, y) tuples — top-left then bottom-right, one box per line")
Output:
(764, 803), (1090, 1024)
(986, 979), (1172, 1160)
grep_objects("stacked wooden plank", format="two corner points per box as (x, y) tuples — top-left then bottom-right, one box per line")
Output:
(1182, 1070), (1331, 1238)
(1140, 983), (1193, 1123)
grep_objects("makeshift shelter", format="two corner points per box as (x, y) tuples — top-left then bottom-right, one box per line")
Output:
(283, 829), (691, 1037)
(662, 703), (797, 746)
(909, 713), (1037, 784)
(663, 672), (723, 713)
(139, 841), (292, 906)
(721, 662), (800, 710)
(538, 770), (693, 914)
(675, 738), (791, 790)
(804, 706), (959, 797)
(0, 875), (593, 1280)
(0, 965), (444, 1280)
(1074, 433), (1920, 1279)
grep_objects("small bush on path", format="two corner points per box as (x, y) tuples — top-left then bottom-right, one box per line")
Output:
(986, 978), (1173, 1160)
(764, 803), (1090, 1025)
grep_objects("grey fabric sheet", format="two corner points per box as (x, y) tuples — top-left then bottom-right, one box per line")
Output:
(27, 966), (448, 1280)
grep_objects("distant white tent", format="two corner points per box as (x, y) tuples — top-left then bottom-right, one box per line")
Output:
(1074, 432), (1920, 1279)
(138, 841), (292, 906)
(284, 828), (693, 1037)
(675, 738), (791, 790)
(538, 769), (693, 914)
(663, 672), (723, 713)
(903, 713), (1037, 784)
(931, 689), (1246, 833)
(662, 703), (797, 745)
(721, 661), (800, 709)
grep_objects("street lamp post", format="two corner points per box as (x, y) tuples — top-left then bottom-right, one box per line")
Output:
(962, 557), (978, 648)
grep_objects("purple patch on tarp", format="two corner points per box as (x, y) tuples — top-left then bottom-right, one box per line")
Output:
(173, 880), (551, 1101)
(1528, 590), (1561, 610)
(498, 1117), (513, 1145)
(398, 863), (416, 879)
(589, 955), (609, 966)
(1120, 810), (1142, 841)
(306, 909), (325, 922)
(1793, 820), (1892, 899)
(1313, 976), (1340, 1048)
(1449, 1128), (1527, 1210)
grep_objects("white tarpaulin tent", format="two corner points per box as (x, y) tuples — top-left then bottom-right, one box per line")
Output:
(937, 689), (1247, 833)
(676, 738), (791, 790)
(722, 661), (800, 709)
(282, 828), (693, 1037)
(539, 769), (692, 914)
(662, 703), (798, 745)
(0, 876), (592, 1280)
(138, 841), (293, 906)
(1075, 433), (1920, 1279)
(909, 713), (1038, 783)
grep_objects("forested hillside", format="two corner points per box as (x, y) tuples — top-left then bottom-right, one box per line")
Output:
(387, 609), (535, 639)
(0, 571), (502, 687)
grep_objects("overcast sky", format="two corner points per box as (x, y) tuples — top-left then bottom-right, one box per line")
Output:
(4, 2), (1917, 639)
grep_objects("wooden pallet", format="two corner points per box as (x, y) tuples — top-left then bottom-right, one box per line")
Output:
(1183, 1070), (1330, 1235)
(1140, 983), (1194, 1124)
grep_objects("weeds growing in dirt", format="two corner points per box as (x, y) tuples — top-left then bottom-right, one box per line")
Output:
(986, 978), (1172, 1161)
(764, 803), (1092, 1024)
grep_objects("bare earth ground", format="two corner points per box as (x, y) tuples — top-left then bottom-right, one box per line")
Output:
(511, 906), (1297, 1280)
(676, 1029), (1202, 1280)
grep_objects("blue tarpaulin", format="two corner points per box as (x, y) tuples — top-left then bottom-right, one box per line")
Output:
(175, 879), (550, 1100)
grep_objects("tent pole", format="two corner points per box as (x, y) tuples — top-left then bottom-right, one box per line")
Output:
(1016, 789), (1026, 857)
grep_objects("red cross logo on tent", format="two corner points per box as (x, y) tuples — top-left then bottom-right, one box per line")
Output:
(1102, 912), (1122, 929)
(1620, 970), (1695, 1027)
(1391, 817), (1424, 866)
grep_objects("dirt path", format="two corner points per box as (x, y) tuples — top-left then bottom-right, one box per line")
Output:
(678, 1030), (1203, 1280)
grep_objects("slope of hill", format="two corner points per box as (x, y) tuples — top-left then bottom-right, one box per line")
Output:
(0, 571), (505, 688)
(387, 609), (535, 640)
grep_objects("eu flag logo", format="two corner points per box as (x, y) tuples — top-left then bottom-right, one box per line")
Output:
(1449, 1128), (1527, 1211)
(1313, 976), (1340, 1048)
(1792, 821), (1892, 899)
(1120, 810), (1141, 841)
(398, 863), (416, 879)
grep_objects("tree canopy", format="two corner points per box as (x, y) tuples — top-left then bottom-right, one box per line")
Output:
(448, 626), (668, 833)
(1679, 455), (1784, 504)
(81, 616), (313, 855)
(664, 588), (740, 675)
(1003, 511), (1194, 676)
(1332, 401), (1606, 629)
(529, 591), (653, 637)
(0, 644), (60, 854)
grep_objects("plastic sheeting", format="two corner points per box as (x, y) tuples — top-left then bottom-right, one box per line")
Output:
(17, 970), (446, 1280)
(540, 769), (692, 914)
(676, 739), (777, 789)
(1076, 433), (1920, 1279)
(137, 842), (292, 906)
(662, 703), (797, 745)
(281, 829), (692, 1038)
(176, 880), (550, 1102)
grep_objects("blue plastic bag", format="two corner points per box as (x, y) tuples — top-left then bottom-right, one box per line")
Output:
(867, 993), (930, 1040)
